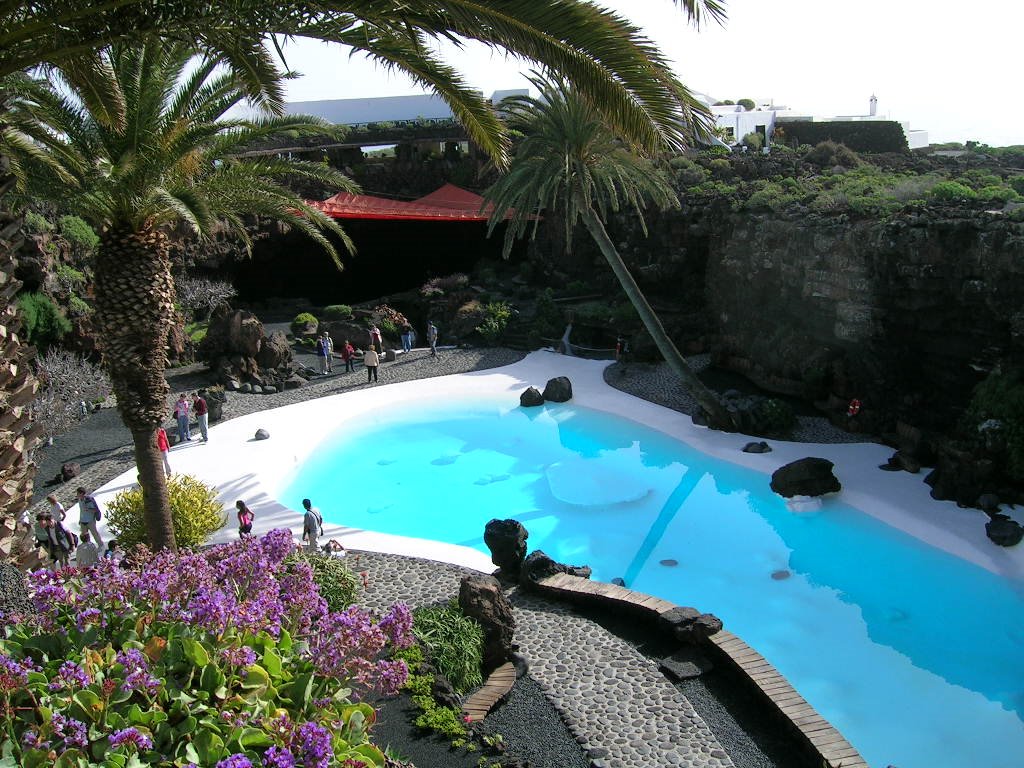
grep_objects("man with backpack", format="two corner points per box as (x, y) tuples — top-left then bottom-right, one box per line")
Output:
(76, 486), (105, 549)
(301, 498), (323, 552)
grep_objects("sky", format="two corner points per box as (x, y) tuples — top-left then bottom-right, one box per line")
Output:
(279, 0), (1024, 147)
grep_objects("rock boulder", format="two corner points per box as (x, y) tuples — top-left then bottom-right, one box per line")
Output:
(770, 457), (841, 498)
(459, 574), (516, 673)
(520, 387), (544, 407)
(519, 550), (591, 587)
(542, 377), (573, 403)
(483, 519), (529, 576)
(985, 514), (1023, 547)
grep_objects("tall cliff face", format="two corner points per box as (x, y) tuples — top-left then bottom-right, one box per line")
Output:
(702, 208), (1024, 426)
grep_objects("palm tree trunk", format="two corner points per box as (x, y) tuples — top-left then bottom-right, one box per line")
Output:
(581, 208), (735, 430)
(94, 224), (177, 551)
(0, 150), (46, 563)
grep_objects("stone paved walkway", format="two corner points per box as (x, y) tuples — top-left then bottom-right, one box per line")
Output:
(353, 550), (733, 768)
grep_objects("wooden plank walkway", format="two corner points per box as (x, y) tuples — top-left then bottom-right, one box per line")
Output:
(462, 662), (516, 723)
(535, 573), (869, 768)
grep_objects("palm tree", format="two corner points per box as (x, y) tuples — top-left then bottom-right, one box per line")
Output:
(0, 0), (727, 548)
(485, 74), (735, 429)
(17, 40), (356, 550)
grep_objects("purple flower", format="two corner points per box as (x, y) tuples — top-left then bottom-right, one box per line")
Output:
(263, 746), (297, 768)
(116, 648), (160, 696)
(109, 727), (153, 751)
(293, 721), (332, 768)
(50, 713), (88, 749)
(48, 660), (91, 691)
(378, 603), (414, 648)
(216, 755), (254, 768)
(220, 645), (257, 668)
(75, 607), (105, 631)
(374, 658), (409, 697)
(0, 653), (33, 692)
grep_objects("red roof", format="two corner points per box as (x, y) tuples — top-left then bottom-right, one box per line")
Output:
(311, 183), (496, 222)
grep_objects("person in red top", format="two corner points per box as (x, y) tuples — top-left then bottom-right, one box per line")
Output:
(340, 340), (356, 373)
(157, 427), (171, 476)
(192, 391), (209, 442)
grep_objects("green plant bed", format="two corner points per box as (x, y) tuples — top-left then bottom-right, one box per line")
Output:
(105, 473), (226, 550)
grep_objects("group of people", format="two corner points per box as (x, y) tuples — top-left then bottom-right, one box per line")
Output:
(311, 321), (440, 385)
(33, 488), (118, 568)
(172, 391), (209, 443)
(33, 489), (342, 571)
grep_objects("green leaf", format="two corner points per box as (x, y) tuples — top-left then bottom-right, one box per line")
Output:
(238, 728), (273, 749)
(240, 663), (270, 691)
(262, 648), (282, 678)
(192, 729), (225, 764)
(53, 749), (87, 768)
(179, 637), (210, 667)
(289, 672), (314, 709)
(71, 689), (103, 723)
(199, 663), (225, 696)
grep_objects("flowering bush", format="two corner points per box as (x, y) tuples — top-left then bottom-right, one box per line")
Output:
(0, 529), (412, 766)
(419, 274), (468, 299)
(105, 474), (226, 550)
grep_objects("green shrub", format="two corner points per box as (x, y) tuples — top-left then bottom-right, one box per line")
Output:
(22, 210), (54, 233)
(976, 185), (1019, 204)
(16, 291), (71, 348)
(57, 215), (100, 252)
(737, 98), (756, 111)
(322, 304), (353, 319)
(68, 293), (91, 317)
(752, 398), (796, 436)
(805, 141), (860, 168)
(412, 693), (468, 739)
(961, 369), (1024, 482)
(928, 181), (977, 203)
(106, 473), (226, 550)
(1009, 176), (1024, 195)
(290, 311), (318, 334)
(412, 600), (484, 693)
(55, 264), (86, 288)
(531, 288), (564, 341)
(784, 120), (908, 152)
(185, 321), (208, 342)
(292, 551), (359, 611)
(476, 301), (514, 345)
(378, 317), (398, 336)
(741, 131), (763, 151)
(708, 158), (732, 178)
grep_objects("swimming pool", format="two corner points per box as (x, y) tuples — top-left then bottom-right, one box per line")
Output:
(283, 398), (1024, 768)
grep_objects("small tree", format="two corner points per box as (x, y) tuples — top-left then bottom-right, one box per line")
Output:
(174, 274), (238, 320)
(737, 98), (756, 111)
(31, 348), (111, 441)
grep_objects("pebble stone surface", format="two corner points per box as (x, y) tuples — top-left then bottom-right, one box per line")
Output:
(354, 549), (734, 768)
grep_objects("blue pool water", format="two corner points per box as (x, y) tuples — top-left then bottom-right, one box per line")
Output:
(283, 399), (1024, 768)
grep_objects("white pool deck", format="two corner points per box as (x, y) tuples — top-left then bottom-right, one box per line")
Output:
(83, 351), (1024, 580)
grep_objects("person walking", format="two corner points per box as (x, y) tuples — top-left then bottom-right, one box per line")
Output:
(76, 486), (105, 549)
(157, 427), (172, 476)
(363, 346), (379, 383)
(174, 393), (191, 442)
(341, 340), (356, 373)
(75, 530), (100, 568)
(34, 510), (71, 568)
(301, 498), (323, 552)
(192, 391), (209, 442)
(323, 332), (334, 372)
(315, 334), (328, 374)
(400, 322), (413, 353)
(45, 493), (67, 523)
(236, 500), (255, 538)
(427, 321), (439, 358)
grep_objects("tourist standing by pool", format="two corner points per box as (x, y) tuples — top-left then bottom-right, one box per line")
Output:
(323, 332), (334, 372)
(301, 498), (322, 552)
(341, 340), (356, 372)
(174, 393), (191, 441)
(76, 486), (104, 549)
(192, 391), (209, 442)
(401, 322), (413, 352)
(427, 321), (439, 358)
(364, 346), (379, 383)
(369, 324), (383, 354)
(315, 334), (328, 374)
(156, 427), (171, 476)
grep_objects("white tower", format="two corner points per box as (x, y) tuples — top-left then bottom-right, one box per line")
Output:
(869, 94), (878, 117)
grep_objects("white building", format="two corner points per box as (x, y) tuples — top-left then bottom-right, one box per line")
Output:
(702, 95), (928, 150)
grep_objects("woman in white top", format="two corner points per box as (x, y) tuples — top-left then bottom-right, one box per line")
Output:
(46, 494), (67, 522)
